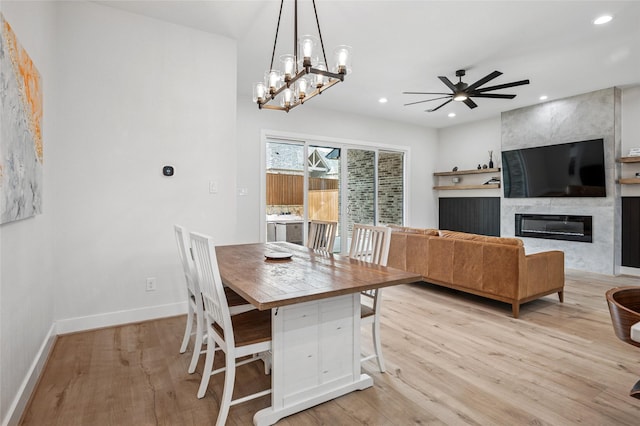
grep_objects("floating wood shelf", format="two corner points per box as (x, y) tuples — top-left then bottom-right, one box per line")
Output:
(434, 168), (501, 176)
(618, 157), (640, 163)
(618, 178), (640, 185)
(433, 184), (501, 190)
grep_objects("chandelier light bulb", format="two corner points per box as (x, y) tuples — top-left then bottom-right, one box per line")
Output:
(334, 45), (352, 74)
(299, 35), (317, 67)
(314, 63), (327, 88)
(281, 87), (294, 108)
(297, 78), (309, 99)
(266, 69), (282, 94)
(253, 82), (266, 103)
(280, 54), (295, 81)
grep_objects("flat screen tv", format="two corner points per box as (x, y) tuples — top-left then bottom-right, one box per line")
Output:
(502, 139), (606, 198)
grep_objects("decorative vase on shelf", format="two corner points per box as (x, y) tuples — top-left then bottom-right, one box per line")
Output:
(488, 150), (494, 169)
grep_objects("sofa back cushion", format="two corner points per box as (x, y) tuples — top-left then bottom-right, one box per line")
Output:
(439, 230), (523, 247)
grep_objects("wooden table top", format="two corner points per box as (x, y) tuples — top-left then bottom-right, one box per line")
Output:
(215, 242), (422, 311)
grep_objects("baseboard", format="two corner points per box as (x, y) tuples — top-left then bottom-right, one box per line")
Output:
(620, 266), (640, 277)
(55, 301), (187, 335)
(2, 323), (57, 426)
(2, 302), (187, 425)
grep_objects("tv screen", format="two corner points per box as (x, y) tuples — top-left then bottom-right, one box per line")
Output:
(502, 139), (606, 198)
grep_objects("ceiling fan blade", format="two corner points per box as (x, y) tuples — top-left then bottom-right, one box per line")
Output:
(463, 98), (478, 109)
(427, 98), (453, 112)
(465, 70), (502, 92)
(471, 93), (517, 99)
(402, 92), (451, 95)
(475, 79), (530, 93)
(404, 96), (452, 106)
(438, 76), (458, 92)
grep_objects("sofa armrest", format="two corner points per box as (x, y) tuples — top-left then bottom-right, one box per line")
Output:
(523, 250), (565, 298)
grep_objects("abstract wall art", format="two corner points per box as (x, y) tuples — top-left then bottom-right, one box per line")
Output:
(0, 12), (43, 224)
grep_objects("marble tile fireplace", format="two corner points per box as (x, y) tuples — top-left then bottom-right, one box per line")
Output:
(500, 88), (621, 275)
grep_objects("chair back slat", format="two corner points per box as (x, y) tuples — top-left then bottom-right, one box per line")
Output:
(174, 225), (197, 295)
(189, 232), (234, 346)
(349, 224), (391, 266)
(307, 220), (337, 252)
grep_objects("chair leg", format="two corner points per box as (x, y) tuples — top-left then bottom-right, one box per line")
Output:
(216, 350), (236, 426)
(180, 303), (194, 354)
(188, 309), (204, 374)
(197, 333), (216, 399)
(372, 319), (386, 373)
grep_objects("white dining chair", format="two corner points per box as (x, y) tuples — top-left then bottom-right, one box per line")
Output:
(349, 223), (392, 373)
(174, 225), (254, 375)
(190, 231), (272, 426)
(307, 220), (337, 252)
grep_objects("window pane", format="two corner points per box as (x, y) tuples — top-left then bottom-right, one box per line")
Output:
(378, 151), (404, 226)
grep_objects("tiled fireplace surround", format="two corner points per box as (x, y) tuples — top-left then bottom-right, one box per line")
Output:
(500, 88), (621, 275)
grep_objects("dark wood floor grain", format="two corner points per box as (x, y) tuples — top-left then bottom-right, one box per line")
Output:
(21, 270), (640, 425)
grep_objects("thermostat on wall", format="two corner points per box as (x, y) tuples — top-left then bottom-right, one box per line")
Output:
(163, 166), (174, 176)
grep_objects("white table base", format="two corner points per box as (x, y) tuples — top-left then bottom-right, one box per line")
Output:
(254, 294), (373, 425)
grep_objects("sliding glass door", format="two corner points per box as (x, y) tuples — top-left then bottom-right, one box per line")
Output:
(265, 138), (405, 254)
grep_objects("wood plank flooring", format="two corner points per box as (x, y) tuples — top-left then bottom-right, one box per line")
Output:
(20, 270), (640, 425)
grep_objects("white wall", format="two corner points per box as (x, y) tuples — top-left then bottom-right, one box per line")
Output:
(0, 2), (56, 424)
(436, 117), (502, 199)
(50, 2), (237, 327)
(235, 100), (439, 243)
(2, 2), (238, 423)
(621, 85), (640, 197)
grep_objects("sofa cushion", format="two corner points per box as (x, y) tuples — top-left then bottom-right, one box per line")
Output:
(439, 230), (523, 247)
(387, 232), (407, 271)
(388, 225), (439, 236)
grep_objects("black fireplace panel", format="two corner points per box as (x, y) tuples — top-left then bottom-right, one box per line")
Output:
(515, 214), (592, 243)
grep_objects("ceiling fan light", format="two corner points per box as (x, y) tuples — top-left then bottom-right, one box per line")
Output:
(453, 93), (468, 102)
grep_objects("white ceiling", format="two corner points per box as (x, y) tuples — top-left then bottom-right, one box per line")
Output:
(95, 0), (640, 129)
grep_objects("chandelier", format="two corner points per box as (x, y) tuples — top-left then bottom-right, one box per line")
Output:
(252, 0), (351, 112)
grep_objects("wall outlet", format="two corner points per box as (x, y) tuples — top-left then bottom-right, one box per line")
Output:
(146, 277), (157, 292)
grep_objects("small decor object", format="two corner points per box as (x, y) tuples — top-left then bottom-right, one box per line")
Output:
(629, 148), (640, 157)
(488, 150), (494, 168)
(452, 177), (460, 184)
(252, 0), (351, 112)
(482, 164), (488, 169)
(477, 164), (482, 169)
(452, 166), (458, 172)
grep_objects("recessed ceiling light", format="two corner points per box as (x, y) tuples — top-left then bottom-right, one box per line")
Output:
(378, 97), (388, 103)
(539, 95), (548, 101)
(448, 112), (456, 118)
(593, 15), (613, 25)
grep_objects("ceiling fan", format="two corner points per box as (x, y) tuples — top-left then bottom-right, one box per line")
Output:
(403, 69), (530, 112)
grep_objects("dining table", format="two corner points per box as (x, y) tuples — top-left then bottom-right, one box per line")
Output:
(215, 241), (422, 425)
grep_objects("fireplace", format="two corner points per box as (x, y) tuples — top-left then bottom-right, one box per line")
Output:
(515, 214), (593, 243)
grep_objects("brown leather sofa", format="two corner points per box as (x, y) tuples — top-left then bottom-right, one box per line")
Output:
(386, 226), (565, 318)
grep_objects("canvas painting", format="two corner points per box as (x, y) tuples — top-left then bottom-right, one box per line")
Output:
(0, 12), (43, 224)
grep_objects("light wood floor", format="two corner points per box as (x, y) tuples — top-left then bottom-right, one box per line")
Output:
(21, 270), (640, 425)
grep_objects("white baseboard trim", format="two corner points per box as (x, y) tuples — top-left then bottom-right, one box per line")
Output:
(2, 323), (57, 426)
(620, 266), (640, 277)
(55, 301), (187, 335)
